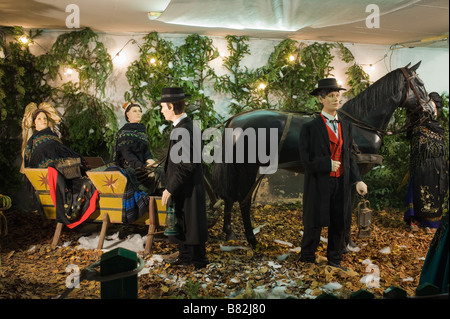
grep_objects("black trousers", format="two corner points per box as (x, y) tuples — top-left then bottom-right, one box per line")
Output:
(177, 242), (209, 267)
(301, 176), (345, 264)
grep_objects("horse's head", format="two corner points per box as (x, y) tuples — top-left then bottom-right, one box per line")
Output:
(400, 61), (436, 123)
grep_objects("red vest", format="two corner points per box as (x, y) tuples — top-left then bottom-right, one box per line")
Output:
(321, 115), (343, 177)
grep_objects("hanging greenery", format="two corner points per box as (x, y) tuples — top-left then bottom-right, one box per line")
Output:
(37, 27), (112, 97)
(124, 32), (179, 152)
(336, 43), (371, 98)
(214, 35), (263, 114)
(176, 34), (223, 130)
(0, 26), (52, 194)
(253, 40), (335, 112)
(37, 27), (117, 159)
(125, 33), (224, 154)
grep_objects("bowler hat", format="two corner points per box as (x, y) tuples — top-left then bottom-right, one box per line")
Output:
(310, 78), (346, 96)
(156, 87), (191, 103)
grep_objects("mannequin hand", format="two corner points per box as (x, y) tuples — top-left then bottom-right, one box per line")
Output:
(356, 181), (368, 196)
(146, 159), (157, 167)
(162, 189), (172, 206)
(331, 160), (341, 172)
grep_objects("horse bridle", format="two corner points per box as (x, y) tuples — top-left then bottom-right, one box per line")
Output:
(339, 67), (431, 137)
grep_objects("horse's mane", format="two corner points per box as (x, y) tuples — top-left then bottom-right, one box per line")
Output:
(340, 68), (405, 121)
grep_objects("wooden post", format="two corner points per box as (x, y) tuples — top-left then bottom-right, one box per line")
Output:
(97, 213), (110, 250)
(51, 222), (63, 249)
(145, 197), (157, 255)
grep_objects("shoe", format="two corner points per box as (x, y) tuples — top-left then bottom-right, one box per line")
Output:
(299, 256), (317, 265)
(169, 258), (191, 266)
(194, 262), (208, 270)
(347, 239), (358, 249)
(328, 261), (347, 271)
(341, 246), (349, 254)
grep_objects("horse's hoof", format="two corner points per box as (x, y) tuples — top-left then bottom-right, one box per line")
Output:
(246, 235), (258, 248)
(225, 232), (237, 241)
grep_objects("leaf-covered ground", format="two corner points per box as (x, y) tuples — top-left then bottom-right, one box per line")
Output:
(0, 204), (436, 299)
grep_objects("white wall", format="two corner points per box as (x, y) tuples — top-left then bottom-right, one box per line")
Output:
(27, 31), (449, 126)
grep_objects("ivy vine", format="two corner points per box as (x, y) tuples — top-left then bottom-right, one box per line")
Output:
(37, 27), (117, 159)
(0, 26), (52, 194)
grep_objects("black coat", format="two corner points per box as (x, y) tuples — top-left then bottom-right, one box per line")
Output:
(164, 117), (208, 245)
(299, 114), (361, 228)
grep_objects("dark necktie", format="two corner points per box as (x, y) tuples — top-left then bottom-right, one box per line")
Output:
(330, 119), (339, 134)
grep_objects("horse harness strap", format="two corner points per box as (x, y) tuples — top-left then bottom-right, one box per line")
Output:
(243, 113), (293, 204)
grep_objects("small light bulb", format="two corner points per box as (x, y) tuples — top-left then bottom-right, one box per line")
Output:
(258, 83), (266, 90)
(149, 58), (156, 64)
(19, 36), (29, 45)
(289, 55), (295, 62)
(337, 80), (343, 86)
(114, 51), (127, 66)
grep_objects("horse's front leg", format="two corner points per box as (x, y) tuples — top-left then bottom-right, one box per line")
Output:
(223, 200), (237, 241)
(239, 198), (258, 247)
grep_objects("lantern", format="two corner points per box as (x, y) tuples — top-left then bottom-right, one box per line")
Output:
(164, 199), (179, 236)
(357, 198), (372, 238)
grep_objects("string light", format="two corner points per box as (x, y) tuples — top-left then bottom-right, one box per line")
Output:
(289, 55), (295, 62)
(18, 35), (29, 45)
(64, 67), (74, 76)
(149, 57), (156, 64)
(258, 83), (266, 90)
(114, 51), (127, 66)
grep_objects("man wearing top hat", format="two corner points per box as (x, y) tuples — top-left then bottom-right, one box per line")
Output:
(298, 78), (368, 270)
(158, 87), (209, 269)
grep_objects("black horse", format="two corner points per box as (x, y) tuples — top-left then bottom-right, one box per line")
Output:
(211, 62), (435, 247)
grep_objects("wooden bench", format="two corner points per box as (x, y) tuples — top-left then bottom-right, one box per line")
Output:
(23, 168), (167, 255)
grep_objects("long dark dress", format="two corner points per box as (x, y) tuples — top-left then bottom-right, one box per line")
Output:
(24, 127), (97, 228)
(419, 211), (449, 293)
(113, 123), (153, 169)
(404, 121), (449, 228)
(24, 127), (85, 169)
(112, 123), (155, 223)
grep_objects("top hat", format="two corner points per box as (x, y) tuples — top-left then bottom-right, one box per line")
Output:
(156, 87), (191, 103)
(310, 78), (346, 96)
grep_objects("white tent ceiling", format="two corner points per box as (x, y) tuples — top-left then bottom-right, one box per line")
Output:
(0, 0), (448, 47)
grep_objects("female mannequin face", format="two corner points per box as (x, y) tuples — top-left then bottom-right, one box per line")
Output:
(34, 111), (48, 131)
(126, 106), (142, 123)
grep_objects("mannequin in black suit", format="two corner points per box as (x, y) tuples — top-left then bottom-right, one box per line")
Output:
(299, 78), (368, 270)
(159, 87), (209, 269)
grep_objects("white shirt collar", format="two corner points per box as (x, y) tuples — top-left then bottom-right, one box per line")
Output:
(172, 113), (187, 127)
(321, 110), (338, 121)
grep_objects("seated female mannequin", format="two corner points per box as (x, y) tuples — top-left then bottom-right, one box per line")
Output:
(21, 102), (87, 172)
(21, 102), (97, 228)
(113, 102), (161, 194)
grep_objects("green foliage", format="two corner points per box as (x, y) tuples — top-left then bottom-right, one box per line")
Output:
(124, 32), (179, 151)
(37, 27), (117, 158)
(0, 26), (52, 194)
(214, 35), (263, 113)
(437, 92), (449, 150)
(37, 27), (112, 97)
(125, 33), (224, 154)
(176, 34), (223, 130)
(336, 43), (371, 98)
(255, 40), (335, 111)
(56, 83), (118, 159)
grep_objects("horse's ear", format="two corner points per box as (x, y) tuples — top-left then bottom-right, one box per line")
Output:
(410, 61), (421, 72)
(404, 62), (411, 68)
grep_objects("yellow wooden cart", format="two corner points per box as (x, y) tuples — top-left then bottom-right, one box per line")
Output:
(23, 167), (167, 255)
